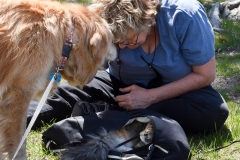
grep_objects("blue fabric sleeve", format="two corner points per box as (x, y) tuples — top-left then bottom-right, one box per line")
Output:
(175, 5), (215, 66)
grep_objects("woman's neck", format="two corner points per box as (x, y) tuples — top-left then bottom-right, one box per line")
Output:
(140, 26), (159, 55)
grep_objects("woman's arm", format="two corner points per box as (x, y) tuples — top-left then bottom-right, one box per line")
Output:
(148, 56), (216, 103)
(115, 56), (216, 110)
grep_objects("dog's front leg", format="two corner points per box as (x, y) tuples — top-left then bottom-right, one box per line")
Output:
(0, 87), (31, 160)
(9, 118), (28, 160)
(0, 152), (8, 160)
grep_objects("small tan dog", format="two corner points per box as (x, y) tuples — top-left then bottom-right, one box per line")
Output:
(0, 0), (116, 159)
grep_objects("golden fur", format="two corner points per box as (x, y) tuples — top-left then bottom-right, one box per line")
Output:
(0, 0), (116, 159)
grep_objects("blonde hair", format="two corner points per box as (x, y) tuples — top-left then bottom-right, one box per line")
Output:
(90, 0), (161, 42)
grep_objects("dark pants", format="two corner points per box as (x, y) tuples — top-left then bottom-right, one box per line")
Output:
(28, 70), (229, 133)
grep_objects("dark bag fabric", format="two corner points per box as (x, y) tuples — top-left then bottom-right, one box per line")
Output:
(42, 109), (191, 160)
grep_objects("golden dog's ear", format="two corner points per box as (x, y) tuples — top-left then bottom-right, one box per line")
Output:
(90, 32), (102, 47)
(89, 32), (106, 63)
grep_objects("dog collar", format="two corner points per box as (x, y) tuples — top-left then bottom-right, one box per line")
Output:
(59, 19), (75, 70)
(49, 19), (74, 82)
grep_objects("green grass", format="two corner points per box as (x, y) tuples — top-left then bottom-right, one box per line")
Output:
(215, 53), (240, 76)
(26, 122), (58, 160)
(234, 87), (240, 93)
(27, 131), (58, 160)
(189, 101), (240, 159)
(215, 20), (240, 52)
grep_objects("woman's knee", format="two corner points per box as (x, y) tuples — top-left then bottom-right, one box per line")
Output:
(215, 98), (229, 130)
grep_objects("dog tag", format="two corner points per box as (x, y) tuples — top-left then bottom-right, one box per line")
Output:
(49, 73), (62, 83)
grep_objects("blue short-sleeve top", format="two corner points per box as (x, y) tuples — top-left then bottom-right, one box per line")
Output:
(108, 0), (215, 87)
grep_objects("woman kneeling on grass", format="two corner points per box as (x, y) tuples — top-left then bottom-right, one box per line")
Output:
(28, 0), (229, 134)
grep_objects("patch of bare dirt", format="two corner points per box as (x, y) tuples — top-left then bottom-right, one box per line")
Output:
(212, 75), (240, 103)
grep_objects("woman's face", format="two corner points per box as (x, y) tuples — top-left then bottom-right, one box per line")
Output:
(118, 29), (149, 49)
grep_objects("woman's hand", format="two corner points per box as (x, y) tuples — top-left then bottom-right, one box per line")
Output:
(115, 84), (152, 110)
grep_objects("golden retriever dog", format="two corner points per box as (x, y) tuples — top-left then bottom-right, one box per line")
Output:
(0, 0), (116, 159)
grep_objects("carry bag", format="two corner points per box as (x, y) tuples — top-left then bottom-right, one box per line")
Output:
(42, 109), (191, 160)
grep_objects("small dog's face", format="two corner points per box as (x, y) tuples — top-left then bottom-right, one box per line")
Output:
(60, 4), (117, 87)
